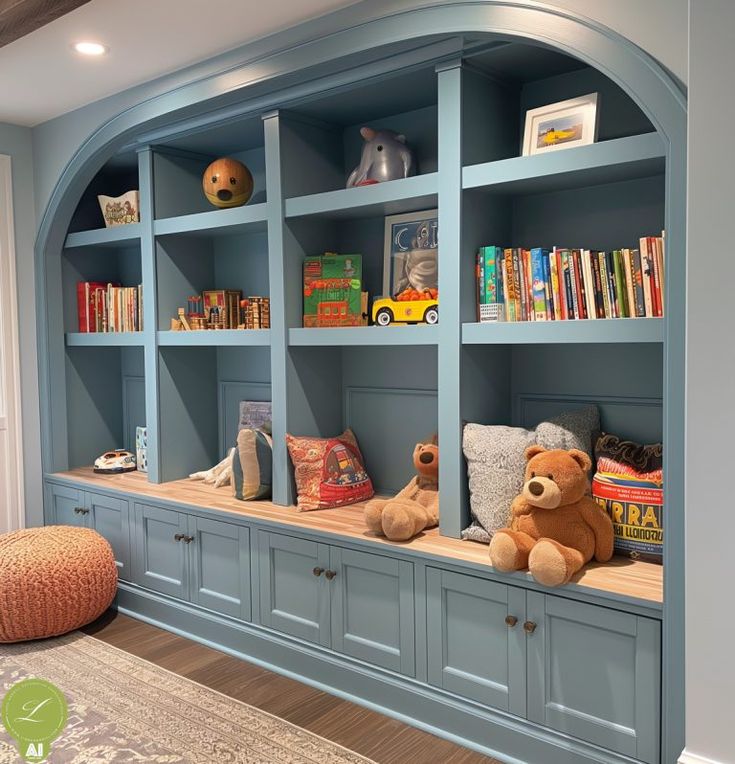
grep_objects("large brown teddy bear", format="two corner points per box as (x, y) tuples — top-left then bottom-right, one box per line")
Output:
(489, 445), (614, 587)
(364, 440), (438, 541)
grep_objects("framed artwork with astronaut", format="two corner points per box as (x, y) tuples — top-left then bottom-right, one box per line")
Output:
(382, 209), (438, 297)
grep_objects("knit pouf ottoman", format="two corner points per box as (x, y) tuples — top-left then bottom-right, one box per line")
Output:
(0, 526), (118, 643)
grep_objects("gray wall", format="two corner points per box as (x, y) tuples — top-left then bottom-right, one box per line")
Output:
(685, 3), (733, 763)
(0, 123), (42, 524)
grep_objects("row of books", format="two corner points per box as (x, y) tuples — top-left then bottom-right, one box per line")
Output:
(77, 281), (143, 333)
(476, 235), (665, 322)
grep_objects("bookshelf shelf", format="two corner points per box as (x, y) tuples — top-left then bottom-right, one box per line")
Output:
(285, 173), (438, 220)
(462, 133), (665, 195)
(153, 203), (269, 238)
(65, 332), (145, 347)
(157, 329), (271, 347)
(289, 325), (439, 347)
(462, 317), (664, 345)
(64, 224), (142, 250)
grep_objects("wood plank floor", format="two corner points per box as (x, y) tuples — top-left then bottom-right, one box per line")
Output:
(83, 611), (499, 764)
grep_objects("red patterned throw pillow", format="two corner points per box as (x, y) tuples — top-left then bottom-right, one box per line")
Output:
(286, 429), (374, 511)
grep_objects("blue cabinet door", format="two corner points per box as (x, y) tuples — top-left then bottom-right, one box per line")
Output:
(188, 516), (251, 621)
(329, 547), (415, 676)
(133, 503), (189, 600)
(526, 592), (660, 764)
(86, 491), (131, 579)
(46, 483), (86, 527)
(426, 568), (527, 717)
(258, 531), (330, 647)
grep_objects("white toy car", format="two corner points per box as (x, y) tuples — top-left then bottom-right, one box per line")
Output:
(94, 449), (137, 474)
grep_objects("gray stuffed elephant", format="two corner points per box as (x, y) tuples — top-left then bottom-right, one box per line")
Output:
(346, 127), (416, 188)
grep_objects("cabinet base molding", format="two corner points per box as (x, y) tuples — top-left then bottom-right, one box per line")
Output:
(116, 582), (644, 764)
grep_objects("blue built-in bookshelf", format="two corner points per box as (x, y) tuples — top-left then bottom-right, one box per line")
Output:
(53, 37), (668, 553)
(40, 18), (685, 764)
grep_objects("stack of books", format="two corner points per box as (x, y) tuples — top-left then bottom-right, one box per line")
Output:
(77, 282), (143, 332)
(476, 234), (665, 322)
(241, 297), (270, 329)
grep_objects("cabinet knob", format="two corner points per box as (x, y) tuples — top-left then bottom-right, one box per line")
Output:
(174, 533), (184, 542)
(325, 570), (337, 581)
(523, 621), (537, 634)
(183, 535), (194, 544)
(312, 567), (324, 576)
(505, 615), (518, 627)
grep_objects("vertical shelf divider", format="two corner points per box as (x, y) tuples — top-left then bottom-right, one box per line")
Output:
(436, 60), (464, 538)
(137, 147), (161, 483)
(263, 110), (292, 505)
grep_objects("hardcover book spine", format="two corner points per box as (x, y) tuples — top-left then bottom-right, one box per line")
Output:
(622, 249), (636, 319)
(512, 248), (522, 322)
(476, 250), (483, 320)
(561, 250), (576, 319)
(650, 237), (663, 317)
(572, 249), (588, 319)
(580, 250), (594, 320)
(658, 231), (666, 315)
(504, 248), (516, 321)
(640, 237), (654, 317)
(631, 248), (646, 316)
(549, 250), (561, 320)
(531, 248), (548, 321)
(484, 246), (498, 305)
(613, 250), (628, 318)
(605, 251), (619, 318)
(598, 251), (612, 319)
(590, 252), (604, 318)
(542, 251), (554, 320)
(497, 250), (505, 308)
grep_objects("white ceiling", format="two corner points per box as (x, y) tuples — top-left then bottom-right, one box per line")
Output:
(0, 0), (360, 127)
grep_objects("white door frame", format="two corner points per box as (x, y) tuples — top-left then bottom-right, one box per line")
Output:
(0, 154), (25, 532)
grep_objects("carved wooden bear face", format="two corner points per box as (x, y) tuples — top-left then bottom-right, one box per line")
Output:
(521, 445), (591, 509)
(202, 157), (253, 208)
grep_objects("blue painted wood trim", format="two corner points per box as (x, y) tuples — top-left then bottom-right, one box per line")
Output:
(462, 318), (664, 345)
(115, 581), (654, 764)
(64, 224), (142, 250)
(153, 204), (268, 237)
(436, 61), (464, 538)
(285, 174), (438, 220)
(262, 112), (291, 506)
(137, 148), (162, 482)
(64, 332), (145, 347)
(156, 329), (271, 347)
(288, 326), (438, 347)
(462, 133), (665, 193)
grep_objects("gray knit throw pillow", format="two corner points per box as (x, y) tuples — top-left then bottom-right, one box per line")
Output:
(461, 406), (600, 543)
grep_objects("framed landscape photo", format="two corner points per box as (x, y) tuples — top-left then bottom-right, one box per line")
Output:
(383, 209), (438, 297)
(522, 93), (599, 156)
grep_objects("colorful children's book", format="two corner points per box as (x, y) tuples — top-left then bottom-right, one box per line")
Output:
(303, 253), (365, 327)
(531, 248), (549, 321)
(631, 248), (646, 316)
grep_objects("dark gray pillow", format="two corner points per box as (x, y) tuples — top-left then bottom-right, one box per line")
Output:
(462, 406), (600, 543)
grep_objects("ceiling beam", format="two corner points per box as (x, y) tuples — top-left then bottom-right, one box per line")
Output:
(0, 0), (92, 49)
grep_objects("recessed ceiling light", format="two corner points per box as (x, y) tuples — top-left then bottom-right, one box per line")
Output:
(73, 41), (108, 56)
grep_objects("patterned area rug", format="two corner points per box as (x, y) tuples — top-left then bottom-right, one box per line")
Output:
(0, 633), (375, 763)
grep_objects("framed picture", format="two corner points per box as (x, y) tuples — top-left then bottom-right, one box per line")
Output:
(522, 93), (599, 156)
(383, 209), (438, 297)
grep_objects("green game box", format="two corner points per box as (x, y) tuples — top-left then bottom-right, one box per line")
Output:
(303, 253), (365, 327)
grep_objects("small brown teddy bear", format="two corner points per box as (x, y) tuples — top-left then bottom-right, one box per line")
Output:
(489, 445), (614, 587)
(364, 439), (438, 541)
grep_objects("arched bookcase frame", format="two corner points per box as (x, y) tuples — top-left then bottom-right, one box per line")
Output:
(35, 3), (686, 761)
